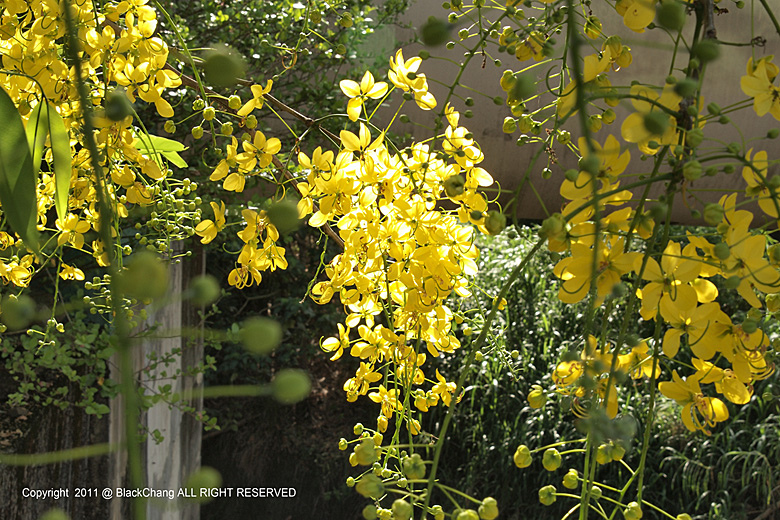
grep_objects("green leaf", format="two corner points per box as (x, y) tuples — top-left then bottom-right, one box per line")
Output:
(135, 133), (186, 152)
(0, 87), (39, 252)
(135, 134), (188, 168)
(25, 101), (48, 175)
(160, 150), (187, 168)
(48, 105), (72, 223)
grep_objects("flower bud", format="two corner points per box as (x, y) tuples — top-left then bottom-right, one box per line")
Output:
(502, 117), (517, 134)
(623, 501), (643, 520)
(683, 160), (702, 181)
(514, 444), (532, 468)
(528, 385), (547, 409)
(478, 497), (499, 520)
(538, 485), (557, 506)
(392, 499), (414, 520)
(703, 203), (724, 225)
(543, 448), (562, 471)
(402, 453), (426, 480)
(596, 444), (612, 464)
(563, 469), (579, 489)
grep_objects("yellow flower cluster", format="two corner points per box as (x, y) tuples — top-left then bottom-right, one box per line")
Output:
(292, 58), (497, 434)
(547, 134), (778, 434)
(0, 0), (184, 292)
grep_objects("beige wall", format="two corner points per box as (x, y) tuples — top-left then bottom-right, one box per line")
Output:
(368, 1), (780, 224)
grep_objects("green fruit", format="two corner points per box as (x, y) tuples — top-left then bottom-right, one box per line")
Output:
(105, 88), (133, 121)
(484, 210), (506, 236)
(703, 203), (724, 225)
(508, 73), (536, 103)
(272, 368), (311, 404)
(656, 1), (685, 31)
(643, 111), (669, 136)
(421, 16), (451, 46)
(1, 294), (36, 331)
(266, 199), (302, 235)
(693, 39), (720, 64)
(40, 510), (70, 520)
(187, 275), (221, 306)
(674, 79), (698, 97)
(724, 275), (742, 290)
(742, 318), (759, 334)
(241, 316), (283, 355)
(713, 242), (730, 260)
(202, 43), (246, 88)
(185, 466), (222, 503)
(122, 252), (169, 300)
(443, 175), (466, 198)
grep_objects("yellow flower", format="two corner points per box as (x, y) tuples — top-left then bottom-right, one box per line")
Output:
(368, 384), (402, 419)
(194, 201), (226, 244)
(322, 323), (351, 361)
(615, 0), (657, 33)
(560, 135), (630, 201)
(740, 57), (780, 120)
(388, 49), (437, 110)
(659, 371), (729, 433)
(59, 263), (85, 281)
(742, 150), (779, 218)
(431, 369), (457, 406)
(620, 83), (681, 154)
(553, 236), (639, 305)
(56, 214), (91, 249)
(634, 241), (702, 321)
(339, 71), (388, 122)
(692, 358), (752, 405)
(237, 80), (273, 117)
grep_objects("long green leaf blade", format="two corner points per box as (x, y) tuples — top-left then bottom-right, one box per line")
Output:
(25, 100), (49, 176)
(48, 103), (72, 223)
(0, 87), (38, 252)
